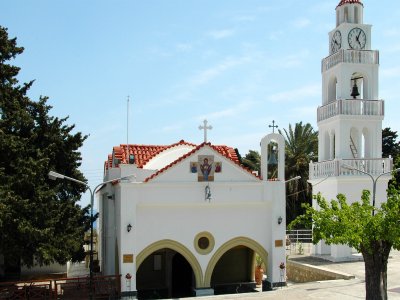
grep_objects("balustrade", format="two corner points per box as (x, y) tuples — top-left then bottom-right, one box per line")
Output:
(317, 99), (384, 122)
(322, 49), (379, 72)
(309, 158), (393, 180)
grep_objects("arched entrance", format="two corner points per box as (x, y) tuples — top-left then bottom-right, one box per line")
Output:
(136, 249), (195, 299)
(171, 253), (193, 298)
(136, 240), (203, 299)
(204, 237), (268, 294)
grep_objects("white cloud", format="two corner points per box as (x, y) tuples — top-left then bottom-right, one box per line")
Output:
(190, 56), (251, 86)
(176, 43), (192, 52)
(292, 18), (311, 29)
(233, 15), (256, 22)
(160, 124), (182, 133)
(383, 28), (400, 37)
(280, 50), (310, 68)
(381, 66), (400, 78)
(268, 30), (284, 41)
(197, 101), (255, 121)
(267, 84), (320, 103)
(207, 29), (235, 40)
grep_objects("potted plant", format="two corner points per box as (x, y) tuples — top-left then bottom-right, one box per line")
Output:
(254, 254), (264, 285)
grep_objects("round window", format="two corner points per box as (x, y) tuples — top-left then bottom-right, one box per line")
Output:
(198, 237), (209, 249)
(194, 232), (215, 255)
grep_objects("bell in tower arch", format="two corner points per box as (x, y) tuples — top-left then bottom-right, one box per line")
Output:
(351, 79), (360, 99)
(268, 145), (278, 166)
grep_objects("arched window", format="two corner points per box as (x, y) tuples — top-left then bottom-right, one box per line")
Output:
(328, 76), (338, 103)
(354, 6), (359, 23)
(336, 10), (339, 27)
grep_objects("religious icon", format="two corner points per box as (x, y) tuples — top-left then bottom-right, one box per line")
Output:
(215, 162), (222, 173)
(190, 162), (198, 173)
(198, 155), (214, 181)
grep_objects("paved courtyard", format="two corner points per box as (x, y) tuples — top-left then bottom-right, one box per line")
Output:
(183, 250), (400, 300)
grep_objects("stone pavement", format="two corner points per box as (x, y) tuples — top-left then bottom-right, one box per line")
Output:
(183, 250), (400, 300)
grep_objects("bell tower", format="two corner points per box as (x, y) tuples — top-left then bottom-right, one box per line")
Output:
(320, 0), (382, 161)
(309, 0), (392, 261)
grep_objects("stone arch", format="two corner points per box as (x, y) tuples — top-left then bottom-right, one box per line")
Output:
(203, 236), (268, 287)
(328, 75), (338, 103)
(260, 133), (285, 181)
(136, 239), (203, 288)
(362, 127), (370, 158)
(323, 130), (330, 160)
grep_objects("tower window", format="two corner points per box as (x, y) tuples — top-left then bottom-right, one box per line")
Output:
(354, 7), (359, 23)
(336, 11), (339, 27)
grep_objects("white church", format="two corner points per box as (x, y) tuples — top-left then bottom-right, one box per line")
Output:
(309, 0), (392, 261)
(98, 131), (287, 298)
(98, 0), (393, 297)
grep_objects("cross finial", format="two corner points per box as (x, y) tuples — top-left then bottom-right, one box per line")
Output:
(199, 119), (212, 142)
(269, 120), (278, 133)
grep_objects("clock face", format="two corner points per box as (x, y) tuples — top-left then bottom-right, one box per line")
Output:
(331, 30), (342, 53)
(348, 27), (366, 50)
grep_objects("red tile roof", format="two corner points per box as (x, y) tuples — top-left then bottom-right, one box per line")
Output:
(104, 140), (258, 182)
(337, 0), (363, 7)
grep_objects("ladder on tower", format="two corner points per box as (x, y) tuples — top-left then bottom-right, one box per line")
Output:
(349, 136), (365, 171)
(350, 136), (358, 159)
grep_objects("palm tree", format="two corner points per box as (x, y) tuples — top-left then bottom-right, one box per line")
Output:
(279, 122), (318, 223)
(241, 150), (261, 175)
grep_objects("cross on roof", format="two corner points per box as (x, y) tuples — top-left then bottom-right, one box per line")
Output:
(269, 120), (278, 133)
(199, 119), (212, 142)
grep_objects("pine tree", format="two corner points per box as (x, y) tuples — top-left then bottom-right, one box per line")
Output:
(0, 26), (90, 279)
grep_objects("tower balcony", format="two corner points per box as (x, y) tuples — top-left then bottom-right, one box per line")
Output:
(317, 99), (384, 122)
(322, 49), (379, 72)
(309, 158), (393, 180)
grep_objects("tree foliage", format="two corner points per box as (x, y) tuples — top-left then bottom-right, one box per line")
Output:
(290, 188), (400, 300)
(279, 122), (318, 223)
(0, 26), (90, 276)
(382, 127), (400, 159)
(241, 150), (261, 174)
(240, 122), (318, 223)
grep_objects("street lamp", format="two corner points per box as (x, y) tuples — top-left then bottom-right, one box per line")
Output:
(48, 170), (135, 296)
(285, 175), (301, 183)
(341, 165), (400, 215)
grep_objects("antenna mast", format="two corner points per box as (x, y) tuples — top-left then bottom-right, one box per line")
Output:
(127, 95), (130, 145)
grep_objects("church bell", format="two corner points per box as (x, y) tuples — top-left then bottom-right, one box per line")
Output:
(268, 147), (278, 166)
(351, 80), (360, 99)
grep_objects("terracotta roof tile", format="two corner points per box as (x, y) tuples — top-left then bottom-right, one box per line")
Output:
(104, 140), (259, 181)
(144, 142), (257, 182)
(337, 0), (363, 7)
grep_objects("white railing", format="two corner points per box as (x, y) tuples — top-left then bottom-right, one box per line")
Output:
(309, 158), (393, 180)
(322, 49), (379, 72)
(286, 229), (313, 255)
(317, 99), (384, 122)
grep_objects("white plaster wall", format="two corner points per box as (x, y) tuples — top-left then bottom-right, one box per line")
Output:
(318, 115), (383, 160)
(145, 145), (196, 170)
(100, 142), (287, 292)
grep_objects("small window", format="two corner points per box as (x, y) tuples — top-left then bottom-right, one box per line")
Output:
(194, 232), (215, 255)
(336, 10), (339, 26)
(354, 7), (359, 23)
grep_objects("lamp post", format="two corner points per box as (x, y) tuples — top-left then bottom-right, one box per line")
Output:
(285, 175), (301, 183)
(48, 171), (135, 296)
(341, 165), (400, 215)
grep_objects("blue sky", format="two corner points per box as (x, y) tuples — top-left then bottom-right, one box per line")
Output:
(2, 0), (400, 207)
